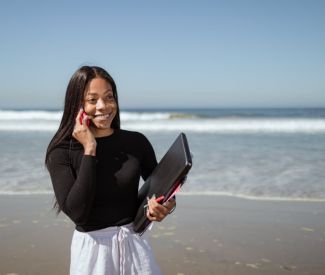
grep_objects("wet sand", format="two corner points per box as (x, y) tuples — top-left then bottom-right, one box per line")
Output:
(0, 194), (324, 275)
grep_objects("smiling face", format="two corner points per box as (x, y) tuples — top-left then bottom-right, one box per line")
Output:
(83, 77), (117, 137)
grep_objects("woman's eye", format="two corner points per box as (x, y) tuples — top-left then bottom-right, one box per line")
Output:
(106, 95), (115, 101)
(87, 98), (97, 104)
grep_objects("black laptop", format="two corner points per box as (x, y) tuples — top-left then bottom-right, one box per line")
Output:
(133, 133), (192, 234)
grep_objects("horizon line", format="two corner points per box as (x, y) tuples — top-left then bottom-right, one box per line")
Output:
(0, 106), (325, 111)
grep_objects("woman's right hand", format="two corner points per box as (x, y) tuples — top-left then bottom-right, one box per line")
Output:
(72, 109), (97, 156)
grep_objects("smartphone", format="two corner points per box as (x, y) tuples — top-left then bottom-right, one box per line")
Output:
(79, 110), (90, 127)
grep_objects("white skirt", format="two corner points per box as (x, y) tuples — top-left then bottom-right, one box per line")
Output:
(70, 223), (162, 275)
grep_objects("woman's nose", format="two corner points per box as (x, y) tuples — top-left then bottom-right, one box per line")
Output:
(96, 98), (106, 109)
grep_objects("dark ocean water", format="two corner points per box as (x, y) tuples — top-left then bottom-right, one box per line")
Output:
(0, 108), (324, 201)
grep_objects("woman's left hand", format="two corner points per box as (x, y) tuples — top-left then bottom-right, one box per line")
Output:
(146, 197), (176, 222)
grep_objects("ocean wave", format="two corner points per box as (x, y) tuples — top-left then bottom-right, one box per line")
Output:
(121, 112), (171, 120)
(124, 118), (325, 133)
(0, 110), (191, 121)
(0, 110), (63, 120)
(0, 121), (60, 131)
(1, 109), (324, 121)
(1, 118), (325, 133)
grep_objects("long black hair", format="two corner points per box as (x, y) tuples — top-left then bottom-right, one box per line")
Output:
(45, 66), (120, 212)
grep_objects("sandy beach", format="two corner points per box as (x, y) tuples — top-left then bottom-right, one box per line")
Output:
(0, 194), (324, 275)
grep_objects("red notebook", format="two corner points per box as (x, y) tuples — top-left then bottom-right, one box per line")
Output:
(133, 133), (192, 235)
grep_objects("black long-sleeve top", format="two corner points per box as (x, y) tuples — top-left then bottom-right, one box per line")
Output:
(47, 129), (157, 232)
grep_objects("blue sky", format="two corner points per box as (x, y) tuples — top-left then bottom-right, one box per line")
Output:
(0, 0), (324, 109)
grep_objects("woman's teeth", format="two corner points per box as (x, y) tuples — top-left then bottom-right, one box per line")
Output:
(95, 114), (110, 118)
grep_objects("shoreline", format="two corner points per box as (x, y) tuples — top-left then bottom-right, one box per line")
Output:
(0, 194), (324, 274)
(1, 192), (325, 203)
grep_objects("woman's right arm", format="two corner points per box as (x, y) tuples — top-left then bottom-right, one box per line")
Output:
(48, 109), (98, 224)
(47, 148), (97, 224)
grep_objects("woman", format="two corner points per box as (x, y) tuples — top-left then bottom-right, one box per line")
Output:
(45, 66), (176, 275)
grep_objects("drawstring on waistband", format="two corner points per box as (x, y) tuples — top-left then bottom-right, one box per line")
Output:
(117, 226), (129, 275)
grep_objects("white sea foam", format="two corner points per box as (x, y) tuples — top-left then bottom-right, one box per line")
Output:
(0, 110), (171, 121)
(0, 110), (63, 120)
(121, 112), (171, 120)
(0, 121), (60, 131)
(0, 110), (325, 133)
(1, 118), (325, 133)
(124, 118), (325, 133)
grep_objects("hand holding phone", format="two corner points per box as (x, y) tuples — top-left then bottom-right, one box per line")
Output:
(73, 109), (96, 155)
(79, 111), (90, 127)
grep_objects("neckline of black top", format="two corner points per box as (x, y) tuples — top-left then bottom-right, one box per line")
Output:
(95, 129), (120, 141)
